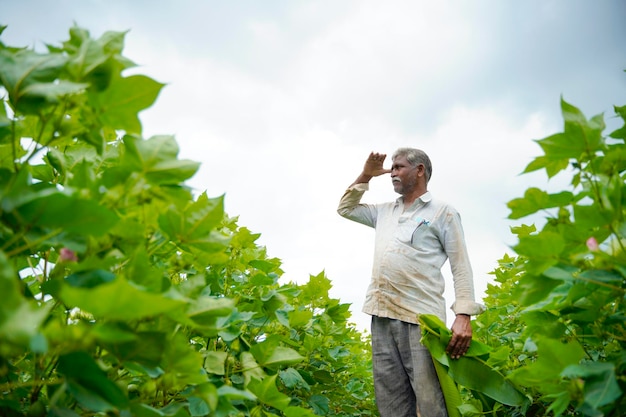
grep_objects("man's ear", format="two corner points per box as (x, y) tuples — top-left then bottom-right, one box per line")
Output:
(415, 164), (425, 179)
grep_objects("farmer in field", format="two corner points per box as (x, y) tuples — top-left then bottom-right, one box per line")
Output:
(337, 148), (484, 417)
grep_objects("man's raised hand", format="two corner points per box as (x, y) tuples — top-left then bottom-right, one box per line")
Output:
(363, 152), (392, 177)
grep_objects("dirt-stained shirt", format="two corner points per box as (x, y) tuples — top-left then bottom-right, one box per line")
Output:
(337, 183), (484, 324)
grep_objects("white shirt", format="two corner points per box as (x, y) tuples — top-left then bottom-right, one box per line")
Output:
(338, 183), (484, 323)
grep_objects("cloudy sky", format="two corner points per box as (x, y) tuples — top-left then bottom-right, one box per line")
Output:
(3, 1), (625, 330)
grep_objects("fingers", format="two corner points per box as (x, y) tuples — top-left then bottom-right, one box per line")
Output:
(364, 152), (390, 176)
(368, 152), (386, 162)
(447, 314), (472, 359)
(446, 336), (471, 359)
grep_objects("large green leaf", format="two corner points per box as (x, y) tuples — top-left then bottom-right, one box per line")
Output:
(432, 358), (462, 417)
(90, 74), (164, 133)
(507, 188), (573, 219)
(187, 296), (235, 325)
(203, 351), (228, 375)
(248, 375), (291, 411)
(0, 49), (68, 113)
(158, 193), (230, 253)
(419, 315), (528, 407)
(104, 331), (167, 368)
(59, 276), (186, 320)
(12, 190), (118, 236)
(250, 336), (305, 370)
(522, 155), (570, 178)
(514, 231), (564, 269)
(562, 362), (622, 411)
(122, 134), (200, 183)
(57, 351), (129, 411)
(536, 98), (604, 160)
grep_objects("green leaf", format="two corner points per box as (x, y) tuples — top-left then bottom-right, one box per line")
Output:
(248, 375), (291, 411)
(159, 193), (230, 253)
(241, 351), (267, 384)
(419, 315), (527, 407)
(0, 102), (14, 145)
(250, 337), (305, 369)
(57, 351), (129, 411)
(284, 406), (318, 417)
(124, 134), (179, 168)
(123, 248), (165, 292)
(0, 300), (53, 350)
(65, 269), (116, 288)
(121, 134), (200, 184)
(507, 188), (573, 219)
(91, 322), (137, 344)
(509, 336), (586, 386)
(507, 188), (549, 219)
(512, 273), (563, 307)
(59, 276), (186, 320)
(522, 154), (570, 178)
(279, 368), (310, 390)
(105, 331), (166, 368)
(13, 191), (118, 236)
(307, 394), (330, 415)
(215, 385), (256, 401)
(191, 383), (219, 413)
(203, 351), (227, 375)
(299, 271), (332, 305)
(146, 159), (200, 184)
(561, 362), (622, 410)
(573, 203), (612, 229)
(288, 309), (313, 328)
(514, 231), (564, 264)
(536, 98), (604, 160)
(20, 80), (88, 105)
(159, 193), (225, 241)
(0, 49), (67, 113)
(188, 296), (234, 324)
(187, 396), (210, 417)
(90, 74), (164, 133)
(432, 358), (462, 417)
(128, 403), (167, 417)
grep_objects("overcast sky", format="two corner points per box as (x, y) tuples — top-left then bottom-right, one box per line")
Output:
(3, 0), (625, 330)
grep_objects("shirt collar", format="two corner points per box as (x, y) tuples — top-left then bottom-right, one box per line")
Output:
(395, 191), (432, 207)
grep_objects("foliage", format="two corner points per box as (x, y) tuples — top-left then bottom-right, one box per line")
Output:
(0, 25), (376, 417)
(470, 97), (626, 416)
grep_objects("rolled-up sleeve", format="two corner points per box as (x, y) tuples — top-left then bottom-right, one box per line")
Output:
(337, 183), (377, 228)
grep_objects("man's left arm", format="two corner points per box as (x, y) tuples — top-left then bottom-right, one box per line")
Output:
(442, 209), (485, 359)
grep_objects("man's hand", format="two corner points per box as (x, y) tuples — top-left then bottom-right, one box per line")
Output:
(351, 152), (391, 186)
(363, 152), (391, 177)
(446, 314), (472, 359)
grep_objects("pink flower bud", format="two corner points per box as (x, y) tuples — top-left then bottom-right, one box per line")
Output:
(586, 237), (599, 252)
(59, 248), (78, 262)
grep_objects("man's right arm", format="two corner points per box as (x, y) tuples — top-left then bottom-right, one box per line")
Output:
(338, 151), (389, 226)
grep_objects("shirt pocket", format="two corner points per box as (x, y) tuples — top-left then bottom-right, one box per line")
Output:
(396, 216), (430, 246)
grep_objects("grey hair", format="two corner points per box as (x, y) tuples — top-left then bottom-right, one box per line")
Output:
(392, 147), (432, 183)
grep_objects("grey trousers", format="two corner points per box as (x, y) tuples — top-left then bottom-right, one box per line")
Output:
(371, 316), (448, 417)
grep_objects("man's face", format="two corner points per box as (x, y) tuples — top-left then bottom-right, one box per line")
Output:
(391, 155), (419, 195)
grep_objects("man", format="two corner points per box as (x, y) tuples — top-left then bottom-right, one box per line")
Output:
(337, 148), (484, 417)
